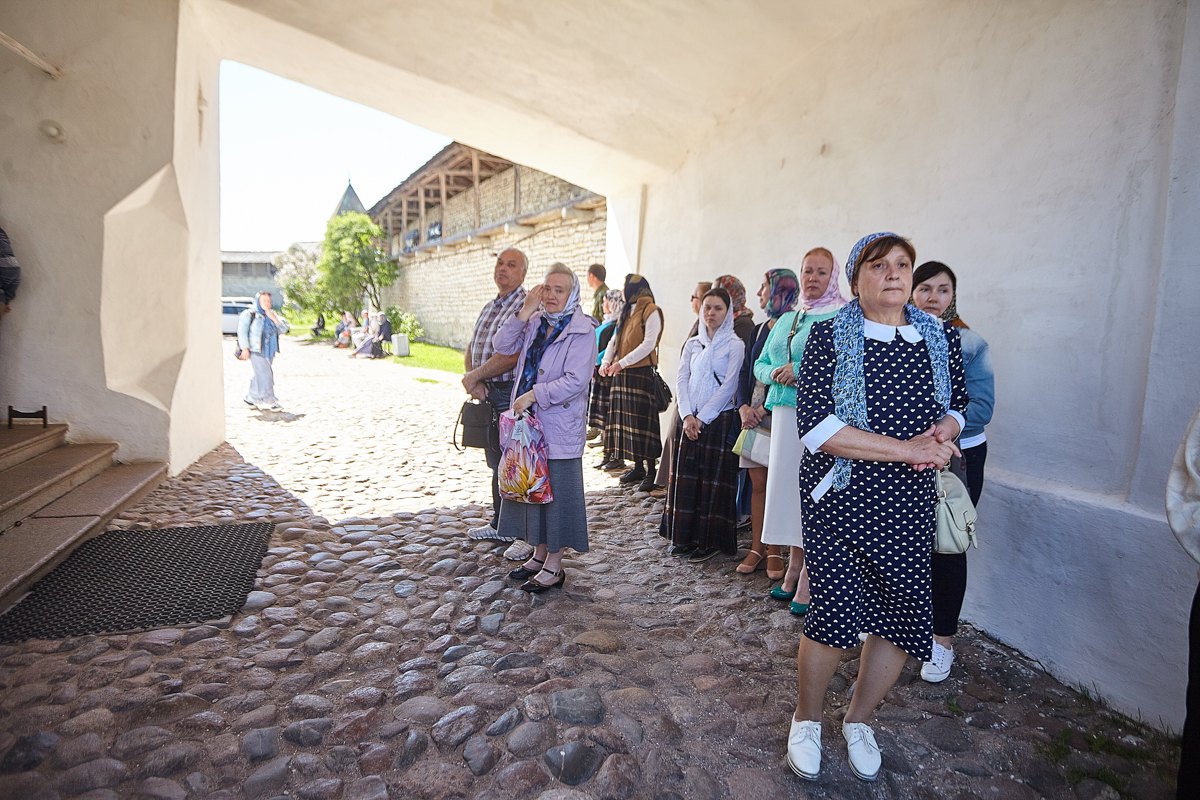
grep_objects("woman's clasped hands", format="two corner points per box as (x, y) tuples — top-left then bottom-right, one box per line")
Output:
(906, 420), (962, 471)
(682, 415), (703, 441)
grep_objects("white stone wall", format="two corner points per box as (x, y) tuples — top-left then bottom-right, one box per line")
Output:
(632, 0), (1198, 730)
(400, 165), (581, 243)
(381, 205), (607, 349)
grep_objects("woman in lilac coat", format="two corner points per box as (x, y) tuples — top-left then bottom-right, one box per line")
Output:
(493, 262), (599, 592)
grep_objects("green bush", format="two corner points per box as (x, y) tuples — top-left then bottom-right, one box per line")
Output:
(385, 306), (425, 340)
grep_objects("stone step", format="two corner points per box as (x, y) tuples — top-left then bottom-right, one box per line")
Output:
(0, 460), (167, 611)
(0, 442), (117, 532)
(0, 424), (69, 473)
(33, 461), (167, 520)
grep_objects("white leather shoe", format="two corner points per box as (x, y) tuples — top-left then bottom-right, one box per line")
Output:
(502, 540), (535, 561)
(921, 641), (954, 683)
(786, 718), (821, 780)
(843, 722), (881, 781)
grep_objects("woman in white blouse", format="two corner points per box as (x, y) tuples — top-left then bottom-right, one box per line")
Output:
(658, 288), (746, 563)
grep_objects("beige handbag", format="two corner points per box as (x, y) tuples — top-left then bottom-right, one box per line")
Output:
(935, 468), (978, 554)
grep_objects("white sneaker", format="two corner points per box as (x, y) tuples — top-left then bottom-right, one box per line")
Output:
(921, 641), (954, 683)
(842, 722), (881, 781)
(467, 524), (513, 542)
(502, 540), (535, 561)
(786, 718), (821, 781)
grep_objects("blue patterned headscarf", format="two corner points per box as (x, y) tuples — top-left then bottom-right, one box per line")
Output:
(829, 233), (950, 493)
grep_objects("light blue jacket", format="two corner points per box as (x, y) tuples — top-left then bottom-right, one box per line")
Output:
(959, 326), (993, 444)
(237, 308), (290, 355)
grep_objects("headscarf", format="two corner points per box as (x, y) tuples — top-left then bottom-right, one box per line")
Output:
(540, 269), (581, 323)
(614, 274), (654, 338)
(764, 269), (799, 319)
(602, 288), (624, 324)
(827, 233), (950, 494)
(713, 275), (752, 319)
(804, 254), (849, 313)
(516, 270), (582, 400)
(256, 293), (281, 361)
(687, 291), (738, 411)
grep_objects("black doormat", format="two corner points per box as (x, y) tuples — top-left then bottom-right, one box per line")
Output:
(0, 523), (273, 643)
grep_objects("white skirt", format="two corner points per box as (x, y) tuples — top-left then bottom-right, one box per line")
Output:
(761, 404), (804, 548)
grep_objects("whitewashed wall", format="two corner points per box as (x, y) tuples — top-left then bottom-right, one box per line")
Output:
(633, 1), (1199, 730)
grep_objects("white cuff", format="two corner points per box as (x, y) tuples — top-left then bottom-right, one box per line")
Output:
(946, 410), (966, 437)
(802, 414), (847, 454)
(811, 466), (836, 503)
(960, 431), (987, 449)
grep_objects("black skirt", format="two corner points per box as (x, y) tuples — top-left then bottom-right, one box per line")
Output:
(658, 408), (740, 553)
(602, 366), (662, 462)
(588, 367), (611, 430)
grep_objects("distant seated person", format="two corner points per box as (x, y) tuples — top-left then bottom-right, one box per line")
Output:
(352, 309), (371, 347)
(352, 312), (381, 358)
(310, 312), (326, 337)
(333, 312), (353, 348)
(372, 312), (393, 359)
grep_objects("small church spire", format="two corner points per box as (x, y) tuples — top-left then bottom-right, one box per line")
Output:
(331, 180), (367, 220)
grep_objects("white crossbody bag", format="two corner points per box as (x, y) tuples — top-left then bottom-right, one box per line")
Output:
(935, 468), (978, 554)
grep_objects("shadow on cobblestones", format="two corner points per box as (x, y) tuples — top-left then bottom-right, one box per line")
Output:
(0, 440), (1180, 799)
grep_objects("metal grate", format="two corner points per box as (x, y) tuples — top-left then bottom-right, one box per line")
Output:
(0, 523), (272, 643)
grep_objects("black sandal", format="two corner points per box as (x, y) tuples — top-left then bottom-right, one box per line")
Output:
(520, 568), (565, 593)
(508, 557), (545, 581)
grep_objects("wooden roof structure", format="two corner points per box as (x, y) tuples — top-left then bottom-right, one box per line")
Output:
(368, 142), (515, 243)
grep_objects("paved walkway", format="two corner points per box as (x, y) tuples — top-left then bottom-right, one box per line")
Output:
(0, 338), (1179, 799)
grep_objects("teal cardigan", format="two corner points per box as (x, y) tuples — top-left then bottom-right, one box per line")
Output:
(752, 308), (839, 410)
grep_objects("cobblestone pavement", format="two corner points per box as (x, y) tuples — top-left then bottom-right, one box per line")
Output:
(0, 338), (1179, 799)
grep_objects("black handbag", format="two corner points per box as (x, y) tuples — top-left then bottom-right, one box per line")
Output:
(650, 367), (673, 413)
(454, 399), (494, 451)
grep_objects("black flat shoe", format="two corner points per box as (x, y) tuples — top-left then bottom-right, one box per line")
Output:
(669, 543), (697, 556)
(688, 547), (721, 563)
(594, 458), (620, 470)
(636, 476), (660, 493)
(618, 467), (646, 485)
(603, 459), (628, 472)
(508, 557), (545, 581)
(521, 569), (564, 593)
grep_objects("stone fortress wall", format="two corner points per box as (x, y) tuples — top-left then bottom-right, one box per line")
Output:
(380, 165), (607, 349)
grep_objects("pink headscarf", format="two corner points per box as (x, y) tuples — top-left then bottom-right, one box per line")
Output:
(803, 253), (849, 313)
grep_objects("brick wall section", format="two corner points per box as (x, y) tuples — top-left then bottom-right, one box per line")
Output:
(380, 204), (608, 349)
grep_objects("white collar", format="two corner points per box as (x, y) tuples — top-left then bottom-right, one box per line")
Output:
(863, 318), (924, 343)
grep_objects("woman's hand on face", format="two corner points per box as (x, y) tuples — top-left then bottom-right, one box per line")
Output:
(512, 390), (536, 415)
(770, 363), (796, 387)
(905, 431), (961, 470)
(518, 286), (544, 321)
(683, 415), (702, 440)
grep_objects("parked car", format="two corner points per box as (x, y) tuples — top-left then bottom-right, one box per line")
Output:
(221, 297), (254, 335)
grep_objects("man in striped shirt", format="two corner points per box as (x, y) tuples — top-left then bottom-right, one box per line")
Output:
(463, 248), (528, 547)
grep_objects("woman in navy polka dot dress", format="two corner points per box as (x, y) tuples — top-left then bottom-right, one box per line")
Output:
(783, 234), (968, 783)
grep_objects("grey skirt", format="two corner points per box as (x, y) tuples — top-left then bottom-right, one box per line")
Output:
(497, 458), (589, 553)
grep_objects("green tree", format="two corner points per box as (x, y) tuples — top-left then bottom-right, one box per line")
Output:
(273, 243), (323, 312)
(317, 212), (397, 312)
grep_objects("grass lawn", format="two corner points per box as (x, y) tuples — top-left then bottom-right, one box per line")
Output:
(391, 342), (465, 374)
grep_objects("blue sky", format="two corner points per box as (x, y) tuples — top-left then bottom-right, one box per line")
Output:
(219, 61), (450, 252)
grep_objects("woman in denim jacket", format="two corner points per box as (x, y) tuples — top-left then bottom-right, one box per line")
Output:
(911, 261), (994, 684)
